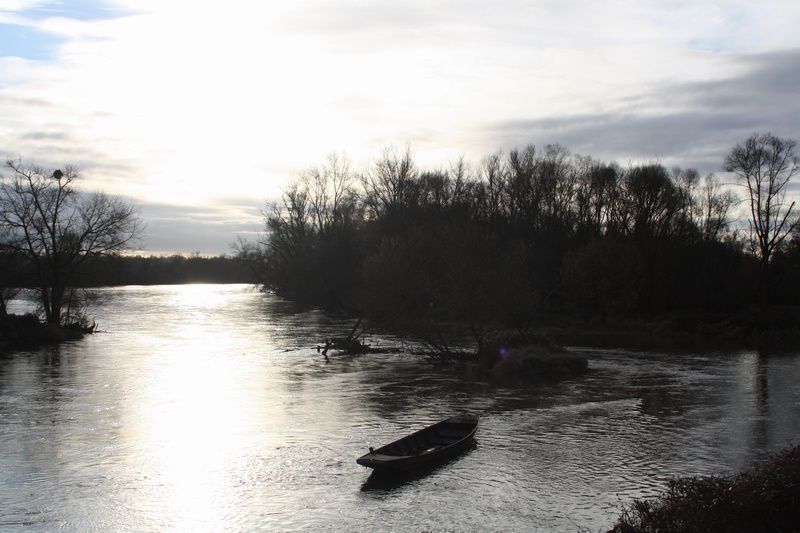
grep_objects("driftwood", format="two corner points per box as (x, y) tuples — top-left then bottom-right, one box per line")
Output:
(313, 318), (410, 357)
(317, 337), (372, 355)
(63, 319), (96, 334)
(316, 317), (372, 355)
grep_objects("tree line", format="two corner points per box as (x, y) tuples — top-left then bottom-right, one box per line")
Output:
(1, 252), (253, 288)
(242, 133), (799, 348)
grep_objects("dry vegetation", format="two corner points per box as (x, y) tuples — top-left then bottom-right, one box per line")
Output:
(609, 444), (800, 533)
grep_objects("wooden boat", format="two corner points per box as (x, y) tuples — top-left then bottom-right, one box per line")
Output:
(356, 414), (479, 472)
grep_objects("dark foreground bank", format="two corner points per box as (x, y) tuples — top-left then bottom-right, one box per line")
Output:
(609, 443), (800, 532)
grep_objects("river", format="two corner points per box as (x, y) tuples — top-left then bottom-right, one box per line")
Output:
(1, 284), (798, 531)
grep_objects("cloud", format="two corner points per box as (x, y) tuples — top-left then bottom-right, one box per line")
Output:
(281, 1), (439, 37)
(487, 50), (800, 173)
(138, 198), (263, 255)
(0, 120), (139, 184)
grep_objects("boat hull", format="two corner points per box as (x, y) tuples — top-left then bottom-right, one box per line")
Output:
(356, 414), (479, 472)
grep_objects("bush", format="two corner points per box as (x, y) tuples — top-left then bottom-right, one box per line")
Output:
(0, 313), (85, 346)
(610, 444), (800, 532)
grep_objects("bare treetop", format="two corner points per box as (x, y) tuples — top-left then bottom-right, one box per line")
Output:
(724, 132), (799, 264)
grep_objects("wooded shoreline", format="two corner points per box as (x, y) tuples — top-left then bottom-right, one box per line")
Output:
(238, 139), (800, 358)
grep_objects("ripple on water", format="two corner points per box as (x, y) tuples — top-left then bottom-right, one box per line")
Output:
(1, 286), (799, 531)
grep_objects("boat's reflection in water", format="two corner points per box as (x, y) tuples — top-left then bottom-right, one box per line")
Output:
(360, 441), (479, 491)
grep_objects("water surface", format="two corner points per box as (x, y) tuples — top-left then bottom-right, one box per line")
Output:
(1, 285), (799, 531)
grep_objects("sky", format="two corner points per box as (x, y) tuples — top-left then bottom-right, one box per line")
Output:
(1, 0), (799, 254)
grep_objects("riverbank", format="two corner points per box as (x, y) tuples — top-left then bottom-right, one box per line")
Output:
(609, 443), (800, 532)
(0, 313), (86, 351)
(539, 307), (800, 352)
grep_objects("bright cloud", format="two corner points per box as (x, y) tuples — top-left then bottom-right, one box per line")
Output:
(1, 0), (799, 253)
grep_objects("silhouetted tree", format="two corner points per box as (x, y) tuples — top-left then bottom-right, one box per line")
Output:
(724, 133), (799, 309)
(624, 164), (681, 240)
(0, 160), (141, 325)
(696, 173), (737, 242)
(362, 146), (417, 222)
(305, 153), (360, 236)
(255, 154), (364, 308)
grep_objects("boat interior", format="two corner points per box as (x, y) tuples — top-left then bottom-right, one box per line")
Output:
(380, 421), (474, 456)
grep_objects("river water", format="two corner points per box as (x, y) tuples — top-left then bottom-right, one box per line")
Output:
(1, 284), (798, 531)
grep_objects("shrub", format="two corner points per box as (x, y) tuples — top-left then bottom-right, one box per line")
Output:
(610, 444), (800, 532)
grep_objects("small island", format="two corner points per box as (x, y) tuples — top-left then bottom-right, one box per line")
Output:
(237, 134), (799, 363)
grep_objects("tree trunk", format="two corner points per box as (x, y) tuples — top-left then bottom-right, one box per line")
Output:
(50, 284), (65, 326)
(758, 259), (770, 315)
(41, 285), (53, 324)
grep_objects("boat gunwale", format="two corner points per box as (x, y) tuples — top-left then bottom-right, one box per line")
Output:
(356, 415), (479, 470)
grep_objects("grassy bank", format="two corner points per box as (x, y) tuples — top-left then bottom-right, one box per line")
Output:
(609, 444), (800, 532)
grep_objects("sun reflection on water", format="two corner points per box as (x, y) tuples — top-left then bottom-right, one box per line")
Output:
(124, 285), (273, 530)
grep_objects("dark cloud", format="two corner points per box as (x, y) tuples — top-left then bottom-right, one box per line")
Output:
(487, 49), (800, 174)
(666, 50), (800, 114)
(493, 111), (753, 172)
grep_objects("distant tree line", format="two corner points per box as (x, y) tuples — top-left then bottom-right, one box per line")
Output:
(78, 254), (255, 286)
(242, 134), (799, 347)
(1, 252), (255, 289)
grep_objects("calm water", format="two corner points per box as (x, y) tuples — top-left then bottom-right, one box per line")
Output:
(1, 285), (799, 532)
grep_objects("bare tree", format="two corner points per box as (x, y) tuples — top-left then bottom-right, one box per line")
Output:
(724, 133), (799, 308)
(304, 153), (358, 236)
(480, 150), (507, 222)
(623, 164), (681, 240)
(362, 146), (417, 218)
(261, 182), (310, 284)
(672, 166), (700, 236)
(506, 145), (539, 226)
(696, 173), (736, 242)
(0, 159), (142, 326)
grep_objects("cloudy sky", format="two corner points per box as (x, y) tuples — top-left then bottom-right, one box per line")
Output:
(1, 0), (799, 254)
